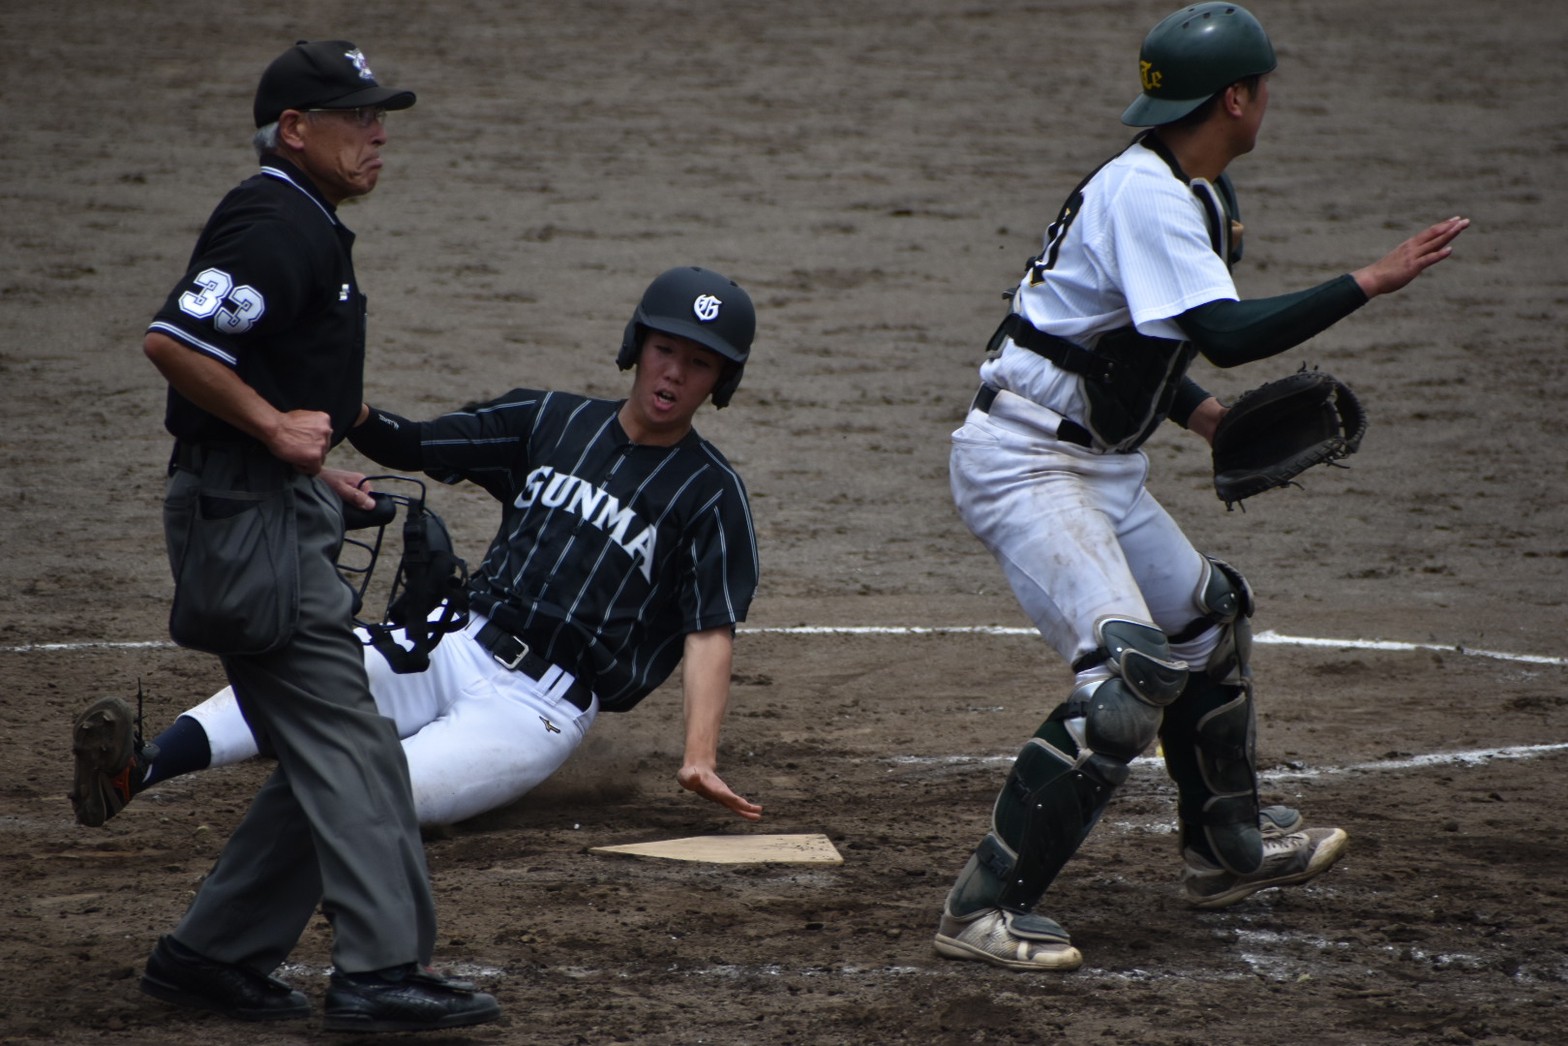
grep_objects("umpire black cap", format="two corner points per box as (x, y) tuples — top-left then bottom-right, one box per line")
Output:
(254, 40), (416, 128)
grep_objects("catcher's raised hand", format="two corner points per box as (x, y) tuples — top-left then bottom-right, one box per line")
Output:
(1353, 216), (1469, 299)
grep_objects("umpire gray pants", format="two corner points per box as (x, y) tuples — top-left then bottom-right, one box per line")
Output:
(165, 446), (436, 976)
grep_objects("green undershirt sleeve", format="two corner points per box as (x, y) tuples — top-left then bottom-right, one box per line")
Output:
(1168, 377), (1212, 429)
(1176, 274), (1369, 368)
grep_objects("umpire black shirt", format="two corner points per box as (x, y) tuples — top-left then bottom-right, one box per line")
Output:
(148, 158), (367, 445)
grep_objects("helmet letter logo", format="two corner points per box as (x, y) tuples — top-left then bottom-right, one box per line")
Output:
(692, 294), (722, 323)
(1140, 60), (1162, 93)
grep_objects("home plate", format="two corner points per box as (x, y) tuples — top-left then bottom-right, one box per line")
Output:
(589, 833), (843, 865)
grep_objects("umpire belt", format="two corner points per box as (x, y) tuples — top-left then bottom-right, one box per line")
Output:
(472, 620), (593, 712)
(168, 439), (275, 476)
(972, 385), (1094, 449)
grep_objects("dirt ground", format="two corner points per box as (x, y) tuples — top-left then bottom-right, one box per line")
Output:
(3, 1), (1566, 1043)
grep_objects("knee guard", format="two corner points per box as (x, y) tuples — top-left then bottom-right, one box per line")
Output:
(1161, 558), (1263, 873)
(1091, 617), (1190, 706)
(1189, 556), (1254, 686)
(946, 620), (1187, 917)
(1069, 618), (1187, 761)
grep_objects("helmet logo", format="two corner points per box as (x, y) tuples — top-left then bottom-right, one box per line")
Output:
(692, 294), (722, 323)
(344, 48), (377, 82)
(1140, 60), (1163, 94)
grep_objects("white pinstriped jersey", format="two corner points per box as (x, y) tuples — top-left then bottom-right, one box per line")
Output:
(387, 389), (758, 712)
(979, 138), (1238, 425)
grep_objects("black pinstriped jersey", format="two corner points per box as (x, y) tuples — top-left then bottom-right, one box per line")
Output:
(349, 389), (759, 712)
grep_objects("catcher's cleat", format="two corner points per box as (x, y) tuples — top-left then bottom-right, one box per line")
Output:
(1258, 804), (1303, 839)
(933, 906), (1083, 972)
(70, 695), (158, 827)
(1182, 826), (1348, 910)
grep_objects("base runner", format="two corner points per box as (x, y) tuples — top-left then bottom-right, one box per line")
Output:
(73, 266), (764, 830)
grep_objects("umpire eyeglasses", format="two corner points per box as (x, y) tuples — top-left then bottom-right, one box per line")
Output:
(302, 106), (390, 128)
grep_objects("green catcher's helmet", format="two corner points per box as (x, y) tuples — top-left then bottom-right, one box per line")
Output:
(1121, 3), (1276, 127)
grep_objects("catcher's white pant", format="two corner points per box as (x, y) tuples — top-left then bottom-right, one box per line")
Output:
(950, 389), (1222, 674)
(185, 611), (599, 825)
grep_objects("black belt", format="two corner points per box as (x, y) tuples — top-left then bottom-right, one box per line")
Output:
(473, 620), (593, 712)
(168, 440), (266, 475)
(972, 385), (1094, 448)
(170, 440), (222, 474)
(170, 442), (198, 472)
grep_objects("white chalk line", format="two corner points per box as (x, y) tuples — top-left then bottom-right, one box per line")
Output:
(742, 626), (1568, 668)
(889, 741), (1568, 779)
(6, 627), (1566, 667)
(277, 936), (1540, 988)
(270, 957), (1260, 985)
(4, 640), (177, 653)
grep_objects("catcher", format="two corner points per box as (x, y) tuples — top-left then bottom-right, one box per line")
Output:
(936, 2), (1467, 972)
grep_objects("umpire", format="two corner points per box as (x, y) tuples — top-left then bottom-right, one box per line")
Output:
(137, 41), (499, 1031)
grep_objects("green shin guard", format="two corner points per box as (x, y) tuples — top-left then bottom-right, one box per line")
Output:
(1160, 674), (1262, 874)
(947, 718), (1126, 917)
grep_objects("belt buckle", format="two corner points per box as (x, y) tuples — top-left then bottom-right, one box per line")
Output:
(493, 634), (530, 671)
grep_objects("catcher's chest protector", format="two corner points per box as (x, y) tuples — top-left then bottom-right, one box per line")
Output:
(1025, 134), (1237, 452)
(1080, 330), (1198, 451)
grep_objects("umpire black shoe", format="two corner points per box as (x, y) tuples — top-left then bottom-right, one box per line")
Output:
(140, 936), (309, 1021)
(323, 963), (502, 1033)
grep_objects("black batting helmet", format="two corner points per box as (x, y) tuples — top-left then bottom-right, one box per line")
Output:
(618, 266), (755, 408)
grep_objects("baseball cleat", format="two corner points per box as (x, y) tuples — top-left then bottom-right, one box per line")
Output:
(933, 906), (1083, 972)
(1182, 826), (1349, 909)
(70, 695), (157, 827)
(1258, 804), (1303, 839)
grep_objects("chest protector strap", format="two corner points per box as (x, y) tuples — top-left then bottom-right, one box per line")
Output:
(986, 314), (1113, 383)
(996, 132), (1236, 453)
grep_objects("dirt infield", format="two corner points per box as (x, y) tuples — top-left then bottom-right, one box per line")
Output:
(3, 1), (1566, 1043)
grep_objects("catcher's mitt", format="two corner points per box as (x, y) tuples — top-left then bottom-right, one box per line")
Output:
(1211, 369), (1368, 509)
